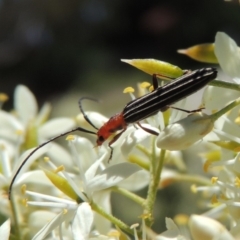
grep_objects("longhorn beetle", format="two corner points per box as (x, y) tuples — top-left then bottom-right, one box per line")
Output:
(9, 67), (217, 199)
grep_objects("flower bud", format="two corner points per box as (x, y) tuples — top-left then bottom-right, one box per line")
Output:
(189, 215), (234, 240)
(121, 59), (184, 79)
(156, 112), (214, 150)
(178, 43), (218, 63)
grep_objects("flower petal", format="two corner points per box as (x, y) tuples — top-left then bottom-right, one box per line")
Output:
(156, 218), (182, 240)
(12, 144), (50, 184)
(32, 209), (75, 240)
(0, 219), (11, 240)
(0, 110), (24, 142)
(215, 32), (240, 78)
(76, 111), (108, 130)
(202, 85), (239, 111)
(121, 125), (158, 158)
(46, 142), (76, 171)
(39, 118), (76, 139)
(189, 215), (234, 240)
(88, 162), (141, 191)
(72, 203), (93, 240)
(28, 211), (57, 238)
(119, 170), (149, 191)
(14, 85), (38, 125)
(156, 113), (213, 150)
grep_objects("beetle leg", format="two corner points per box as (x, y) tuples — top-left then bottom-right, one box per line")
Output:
(137, 122), (159, 136)
(170, 106), (205, 113)
(108, 128), (127, 161)
(152, 74), (159, 90)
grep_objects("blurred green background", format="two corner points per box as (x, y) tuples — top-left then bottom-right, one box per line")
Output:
(1, 0), (240, 110)
(1, 0), (240, 234)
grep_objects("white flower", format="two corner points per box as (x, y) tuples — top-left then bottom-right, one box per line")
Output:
(202, 32), (240, 111)
(156, 216), (235, 240)
(156, 112), (214, 150)
(31, 203), (108, 240)
(25, 135), (142, 238)
(155, 218), (186, 240)
(189, 215), (234, 240)
(3, 85), (78, 193)
(214, 32), (240, 82)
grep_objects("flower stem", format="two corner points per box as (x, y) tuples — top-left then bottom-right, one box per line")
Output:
(175, 174), (212, 186)
(91, 201), (133, 235)
(136, 144), (151, 158)
(209, 79), (240, 92)
(9, 195), (22, 239)
(111, 186), (145, 206)
(210, 97), (240, 121)
(128, 154), (150, 171)
(144, 145), (166, 227)
(160, 78), (240, 92)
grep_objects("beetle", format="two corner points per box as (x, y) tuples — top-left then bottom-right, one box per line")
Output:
(95, 67), (217, 154)
(8, 67), (217, 199)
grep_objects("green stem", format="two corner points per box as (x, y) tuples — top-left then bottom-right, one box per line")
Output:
(174, 174), (212, 186)
(91, 201), (133, 235)
(209, 79), (240, 92)
(128, 154), (150, 171)
(136, 144), (151, 158)
(9, 195), (21, 239)
(210, 97), (240, 122)
(160, 78), (240, 92)
(111, 186), (145, 206)
(144, 148), (166, 227)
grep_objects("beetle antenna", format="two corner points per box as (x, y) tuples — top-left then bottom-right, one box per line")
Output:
(79, 97), (99, 130)
(8, 126), (96, 200)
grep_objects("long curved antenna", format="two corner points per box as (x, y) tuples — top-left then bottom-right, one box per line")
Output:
(8, 126), (96, 200)
(79, 97), (99, 130)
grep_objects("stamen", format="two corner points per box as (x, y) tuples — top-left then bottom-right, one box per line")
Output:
(123, 87), (135, 93)
(211, 194), (218, 204)
(130, 223), (139, 229)
(191, 184), (198, 193)
(220, 194), (228, 201)
(235, 116), (240, 124)
(22, 198), (28, 207)
(54, 165), (65, 173)
(211, 177), (218, 184)
(108, 230), (120, 237)
(149, 85), (154, 92)
(130, 223), (139, 240)
(15, 129), (24, 136)
(0, 144), (5, 150)
(44, 157), (50, 162)
(174, 214), (188, 225)
(140, 82), (150, 88)
(235, 177), (240, 187)
(139, 213), (151, 220)
(0, 93), (8, 102)
(66, 135), (75, 141)
(21, 184), (27, 195)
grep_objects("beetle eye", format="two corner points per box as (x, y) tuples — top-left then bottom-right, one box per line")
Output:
(98, 136), (104, 142)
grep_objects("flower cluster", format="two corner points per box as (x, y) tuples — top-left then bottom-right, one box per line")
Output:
(1, 31), (240, 240)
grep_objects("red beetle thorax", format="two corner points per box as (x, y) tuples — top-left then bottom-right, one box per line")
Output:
(96, 112), (127, 146)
